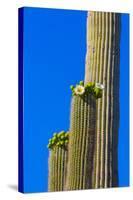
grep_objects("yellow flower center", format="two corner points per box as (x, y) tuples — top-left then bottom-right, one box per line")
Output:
(77, 88), (82, 92)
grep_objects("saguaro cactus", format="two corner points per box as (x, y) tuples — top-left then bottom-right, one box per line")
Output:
(65, 82), (103, 190)
(85, 11), (121, 188)
(47, 11), (121, 192)
(48, 131), (69, 192)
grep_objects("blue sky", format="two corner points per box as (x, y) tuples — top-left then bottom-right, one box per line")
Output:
(22, 7), (129, 192)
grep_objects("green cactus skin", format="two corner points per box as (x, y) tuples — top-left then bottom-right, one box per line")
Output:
(85, 12), (121, 188)
(48, 146), (68, 192)
(65, 94), (96, 190)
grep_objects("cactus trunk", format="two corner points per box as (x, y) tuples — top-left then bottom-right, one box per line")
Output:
(85, 11), (120, 188)
(48, 147), (68, 192)
(65, 94), (96, 190)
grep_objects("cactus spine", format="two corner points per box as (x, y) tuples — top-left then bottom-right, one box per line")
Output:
(85, 12), (120, 188)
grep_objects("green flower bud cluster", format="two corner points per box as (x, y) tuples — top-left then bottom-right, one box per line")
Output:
(85, 82), (103, 99)
(47, 131), (69, 150)
(70, 81), (104, 99)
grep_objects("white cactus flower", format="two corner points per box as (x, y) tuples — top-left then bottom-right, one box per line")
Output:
(74, 85), (85, 95)
(95, 83), (104, 90)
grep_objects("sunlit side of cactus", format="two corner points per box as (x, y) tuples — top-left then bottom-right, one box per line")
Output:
(48, 131), (69, 192)
(85, 11), (121, 188)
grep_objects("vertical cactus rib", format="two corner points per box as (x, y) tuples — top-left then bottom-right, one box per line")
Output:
(90, 11), (95, 82)
(48, 151), (54, 191)
(48, 149), (57, 191)
(66, 100), (74, 189)
(96, 12), (101, 82)
(85, 13), (90, 82)
(95, 12), (106, 188)
(108, 12), (115, 188)
(91, 12), (96, 82)
(63, 148), (68, 187)
(92, 12), (102, 188)
(104, 12), (112, 188)
(54, 148), (58, 190)
(52, 148), (57, 191)
(93, 12), (102, 188)
(80, 95), (88, 189)
(75, 96), (84, 189)
(100, 12), (109, 188)
(72, 96), (81, 189)
(85, 12), (93, 82)
(57, 147), (61, 190)
(64, 97), (76, 190)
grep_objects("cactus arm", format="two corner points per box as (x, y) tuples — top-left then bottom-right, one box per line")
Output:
(48, 132), (69, 192)
(66, 94), (96, 190)
(48, 147), (66, 191)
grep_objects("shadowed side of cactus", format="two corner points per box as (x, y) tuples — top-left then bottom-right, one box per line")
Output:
(65, 93), (96, 190)
(48, 131), (69, 192)
(85, 11), (121, 188)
